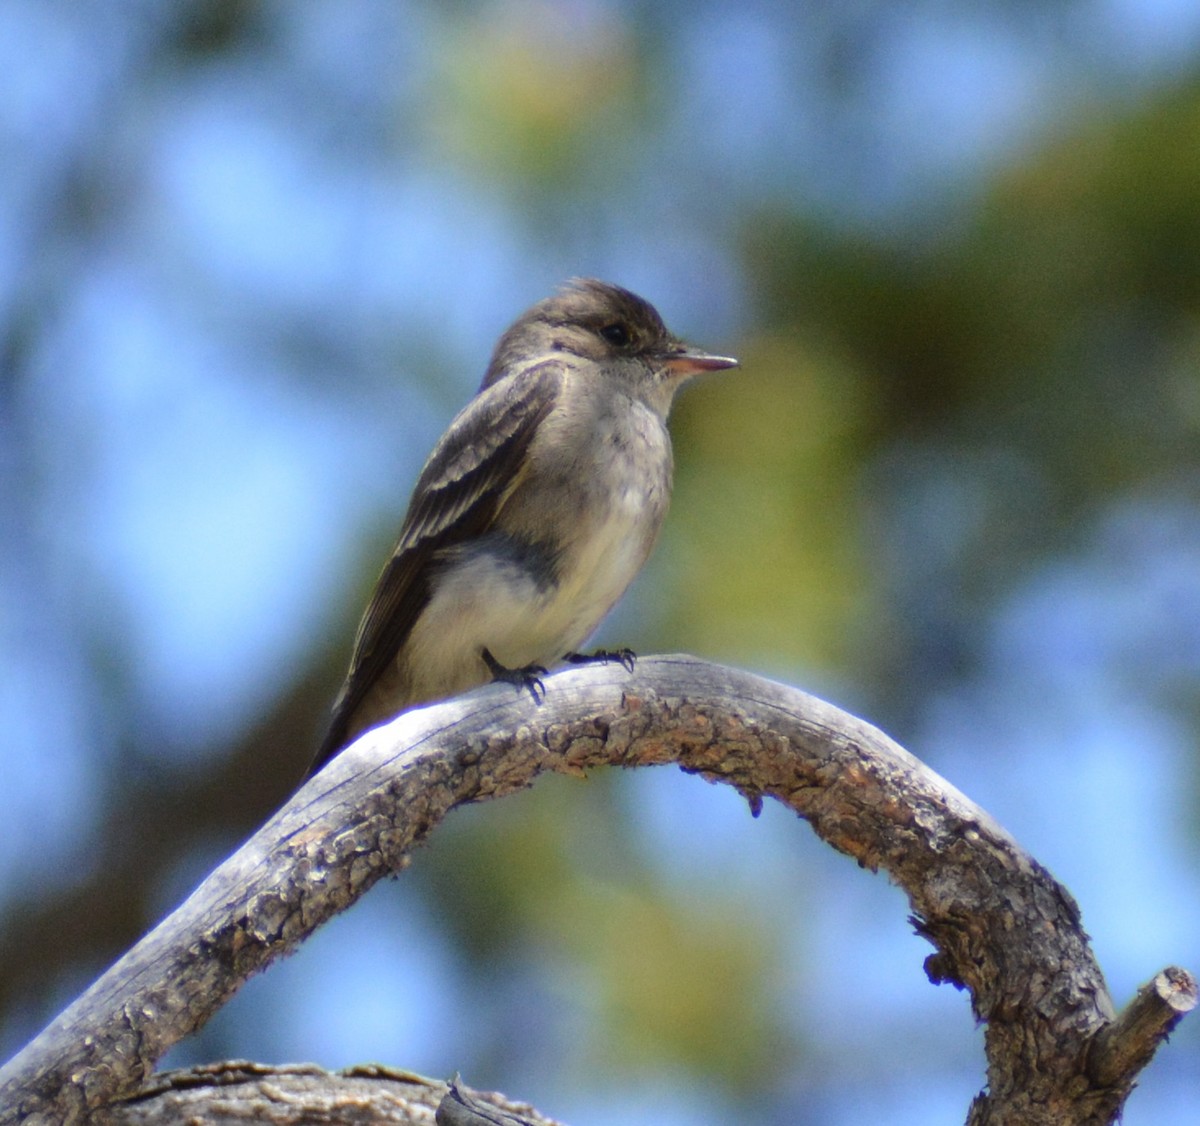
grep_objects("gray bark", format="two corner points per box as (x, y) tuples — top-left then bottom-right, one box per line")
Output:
(0, 655), (1192, 1125)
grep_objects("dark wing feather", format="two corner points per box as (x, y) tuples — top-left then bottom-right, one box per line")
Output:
(308, 361), (564, 776)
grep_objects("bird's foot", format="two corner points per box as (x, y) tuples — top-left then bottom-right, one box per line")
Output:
(565, 647), (637, 673)
(482, 648), (547, 704)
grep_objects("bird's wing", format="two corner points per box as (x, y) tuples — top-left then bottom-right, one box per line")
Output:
(309, 361), (565, 775)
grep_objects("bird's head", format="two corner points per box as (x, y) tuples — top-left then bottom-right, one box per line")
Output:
(482, 278), (738, 412)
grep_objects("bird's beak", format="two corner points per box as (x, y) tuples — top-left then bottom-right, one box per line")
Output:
(660, 346), (740, 376)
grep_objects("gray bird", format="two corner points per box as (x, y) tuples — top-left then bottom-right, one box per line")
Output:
(309, 279), (738, 776)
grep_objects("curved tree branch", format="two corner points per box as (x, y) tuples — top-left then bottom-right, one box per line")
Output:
(0, 656), (1192, 1125)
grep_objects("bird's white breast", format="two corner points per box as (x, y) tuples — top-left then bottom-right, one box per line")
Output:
(523, 392), (671, 656)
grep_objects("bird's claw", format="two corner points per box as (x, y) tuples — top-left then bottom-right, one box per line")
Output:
(566, 647), (637, 673)
(482, 648), (547, 704)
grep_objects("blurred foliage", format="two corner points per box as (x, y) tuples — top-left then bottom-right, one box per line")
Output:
(668, 332), (876, 670)
(747, 82), (1200, 489)
(429, 3), (642, 188)
(420, 773), (786, 1091)
(661, 78), (1200, 716)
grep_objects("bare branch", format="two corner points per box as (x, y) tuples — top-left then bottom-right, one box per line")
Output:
(93, 1064), (560, 1126)
(0, 656), (1189, 1125)
(1087, 967), (1197, 1089)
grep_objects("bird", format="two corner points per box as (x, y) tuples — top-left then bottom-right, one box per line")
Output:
(307, 278), (738, 777)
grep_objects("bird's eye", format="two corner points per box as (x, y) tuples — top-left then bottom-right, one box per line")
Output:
(599, 322), (631, 347)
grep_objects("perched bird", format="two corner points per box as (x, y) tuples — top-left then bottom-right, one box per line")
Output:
(308, 278), (738, 777)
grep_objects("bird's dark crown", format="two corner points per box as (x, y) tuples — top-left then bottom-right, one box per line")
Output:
(481, 279), (677, 389)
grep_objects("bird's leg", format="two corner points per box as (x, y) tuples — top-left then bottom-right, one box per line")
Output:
(565, 647), (637, 673)
(482, 648), (547, 704)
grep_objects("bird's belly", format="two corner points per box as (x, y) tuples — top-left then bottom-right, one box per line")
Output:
(404, 479), (660, 699)
(545, 490), (656, 639)
(401, 547), (548, 702)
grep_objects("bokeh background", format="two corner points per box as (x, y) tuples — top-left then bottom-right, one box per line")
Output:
(2, 2), (1199, 1123)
